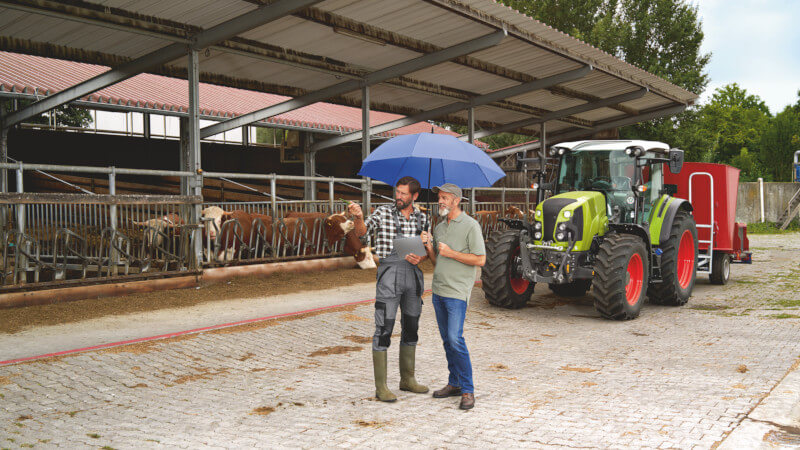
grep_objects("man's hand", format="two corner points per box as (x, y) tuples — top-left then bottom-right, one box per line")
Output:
(347, 202), (363, 219)
(405, 253), (424, 265)
(438, 242), (453, 258)
(420, 231), (433, 249)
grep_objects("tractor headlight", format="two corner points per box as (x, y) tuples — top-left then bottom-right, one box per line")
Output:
(558, 223), (567, 231)
(535, 210), (542, 218)
(563, 210), (572, 218)
(556, 232), (565, 241)
(534, 221), (542, 230)
(558, 148), (566, 155)
(534, 231), (542, 240)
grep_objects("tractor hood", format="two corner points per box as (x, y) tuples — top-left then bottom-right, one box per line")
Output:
(532, 191), (608, 251)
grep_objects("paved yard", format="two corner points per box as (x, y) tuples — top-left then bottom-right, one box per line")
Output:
(1, 234), (799, 449)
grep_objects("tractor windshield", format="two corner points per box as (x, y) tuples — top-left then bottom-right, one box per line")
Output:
(557, 150), (638, 222)
(557, 150), (636, 194)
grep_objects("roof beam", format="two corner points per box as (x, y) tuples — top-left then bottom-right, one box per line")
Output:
(199, 29), (507, 139)
(310, 65), (592, 152)
(465, 88), (648, 140)
(0, 0), (323, 128)
(294, 6), (638, 116)
(488, 104), (687, 159)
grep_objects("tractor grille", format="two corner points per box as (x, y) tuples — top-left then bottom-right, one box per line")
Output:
(542, 198), (576, 240)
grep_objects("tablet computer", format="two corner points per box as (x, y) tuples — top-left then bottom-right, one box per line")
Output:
(392, 236), (427, 259)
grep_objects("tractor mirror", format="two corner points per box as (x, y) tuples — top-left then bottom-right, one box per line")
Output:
(668, 148), (684, 173)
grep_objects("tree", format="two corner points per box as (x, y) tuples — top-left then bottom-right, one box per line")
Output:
(499, 0), (710, 144)
(1, 99), (92, 128)
(760, 105), (800, 181)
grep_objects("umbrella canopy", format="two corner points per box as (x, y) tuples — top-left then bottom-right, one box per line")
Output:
(358, 133), (505, 188)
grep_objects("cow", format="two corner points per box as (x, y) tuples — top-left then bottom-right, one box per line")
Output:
(504, 206), (524, 219)
(473, 210), (499, 235)
(130, 213), (183, 250)
(323, 212), (376, 269)
(200, 207), (273, 261)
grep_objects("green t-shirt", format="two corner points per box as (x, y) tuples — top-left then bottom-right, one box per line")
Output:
(432, 211), (486, 302)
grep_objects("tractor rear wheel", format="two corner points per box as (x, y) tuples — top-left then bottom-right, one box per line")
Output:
(549, 279), (592, 297)
(592, 233), (649, 320)
(709, 252), (731, 285)
(648, 211), (698, 306)
(481, 230), (535, 309)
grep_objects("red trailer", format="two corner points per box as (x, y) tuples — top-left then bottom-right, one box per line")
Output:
(664, 162), (752, 284)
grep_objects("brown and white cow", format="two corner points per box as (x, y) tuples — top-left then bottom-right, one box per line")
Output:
(131, 213), (183, 249)
(201, 206), (273, 261)
(323, 212), (376, 269)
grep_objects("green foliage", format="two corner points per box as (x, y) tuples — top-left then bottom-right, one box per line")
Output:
(759, 106), (800, 181)
(746, 221), (800, 234)
(1, 99), (92, 128)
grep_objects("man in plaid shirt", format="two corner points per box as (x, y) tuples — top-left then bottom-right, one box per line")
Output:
(349, 176), (430, 402)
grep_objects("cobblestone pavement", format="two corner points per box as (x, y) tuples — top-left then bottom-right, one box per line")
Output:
(1, 234), (799, 449)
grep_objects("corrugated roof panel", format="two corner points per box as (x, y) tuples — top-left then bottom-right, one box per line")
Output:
(86, 0), (256, 30)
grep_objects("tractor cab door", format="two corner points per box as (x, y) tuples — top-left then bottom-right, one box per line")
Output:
(639, 162), (663, 225)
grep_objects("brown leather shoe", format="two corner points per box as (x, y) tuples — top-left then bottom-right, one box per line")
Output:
(432, 384), (461, 398)
(459, 393), (475, 410)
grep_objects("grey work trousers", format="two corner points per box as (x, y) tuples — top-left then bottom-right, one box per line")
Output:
(373, 256), (424, 352)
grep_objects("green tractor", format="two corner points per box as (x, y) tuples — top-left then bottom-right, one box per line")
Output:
(481, 140), (698, 320)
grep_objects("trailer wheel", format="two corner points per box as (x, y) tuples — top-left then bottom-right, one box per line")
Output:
(481, 230), (535, 309)
(549, 279), (592, 297)
(592, 233), (649, 320)
(648, 211), (698, 306)
(709, 252), (731, 285)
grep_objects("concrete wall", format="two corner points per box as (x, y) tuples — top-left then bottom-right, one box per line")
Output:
(736, 182), (800, 223)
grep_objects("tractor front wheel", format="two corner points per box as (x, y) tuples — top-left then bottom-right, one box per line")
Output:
(481, 230), (535, 309)
(592, 233), (649, 320)
(648, 211), (698, 305)
(709, 252), (731, 285)
(549, 279), (592, 297)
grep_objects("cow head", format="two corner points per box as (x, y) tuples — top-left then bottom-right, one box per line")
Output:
(323, 211), (353, 243)
(201, 206), (232, 240)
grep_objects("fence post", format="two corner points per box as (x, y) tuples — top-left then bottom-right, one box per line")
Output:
(365, 179), (372, 216)
(270, 174), (278, 218)
(501, 187), (506, 214)
(108, 166), (119, 275)
(758, 177), (765, 223)
(15, 162), (26, 284)
(329, 177), (335, 213)
(470, 188), (476, 214)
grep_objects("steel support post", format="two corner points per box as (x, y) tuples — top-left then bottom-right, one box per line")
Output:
(468, 107), (475, 144)
(361, 85), (372, 214)
(303, 132), (316, 201)
(470, 188), (476, 214)
(0, 125), (7, 236)
(328, 177), (335, 213)
(270, 175), (278, 217)
(108, 166), (119, 275)
(142, 112), (151, 139)
(187, 49), (203, 269)
(539, 122), (546, 203)
(15, 162), (26, 284)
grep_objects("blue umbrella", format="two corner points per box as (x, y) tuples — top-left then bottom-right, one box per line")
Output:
(358, 133), (505, 188)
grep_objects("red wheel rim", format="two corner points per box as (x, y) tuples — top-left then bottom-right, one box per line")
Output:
(625, 253), (644, 305)
(509, 246), (530, 294)
(677, 230), (695, 289)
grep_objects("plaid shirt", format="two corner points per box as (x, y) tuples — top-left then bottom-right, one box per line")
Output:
(364, 204), (430, 259)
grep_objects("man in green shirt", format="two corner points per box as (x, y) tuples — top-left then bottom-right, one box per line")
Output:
(419, 183), (485, 410)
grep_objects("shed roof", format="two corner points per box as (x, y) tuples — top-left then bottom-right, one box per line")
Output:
(0, 51), (484, 144)
(0, 0), (697, 142)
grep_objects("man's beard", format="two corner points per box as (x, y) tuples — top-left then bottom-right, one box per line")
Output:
(395, 199), (411, 210)
(438, 206), (450, 216)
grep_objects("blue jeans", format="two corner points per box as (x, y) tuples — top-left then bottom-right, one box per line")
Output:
(431, 294), (473, 393)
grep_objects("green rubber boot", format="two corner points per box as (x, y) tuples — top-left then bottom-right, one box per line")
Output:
(372, 351), (397, 402)
(399, 344), (429, 394)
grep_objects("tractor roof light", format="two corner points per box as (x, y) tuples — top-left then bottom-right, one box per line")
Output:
(625, 146), (645, 157)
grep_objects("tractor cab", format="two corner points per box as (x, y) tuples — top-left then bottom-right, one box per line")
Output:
(552, 141), (670, 226)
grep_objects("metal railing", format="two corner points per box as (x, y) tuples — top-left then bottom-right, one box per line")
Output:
(0, 162), (538, 290)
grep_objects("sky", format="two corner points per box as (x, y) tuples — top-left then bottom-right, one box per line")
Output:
(695, 0), (800, 114)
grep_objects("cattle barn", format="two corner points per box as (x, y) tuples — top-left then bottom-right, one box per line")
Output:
(0, 0), (697, 298)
